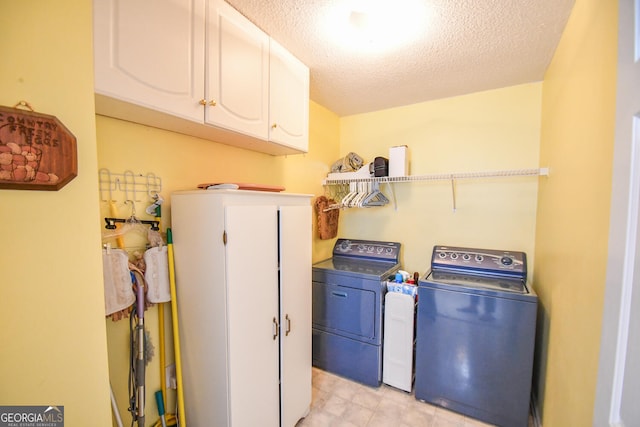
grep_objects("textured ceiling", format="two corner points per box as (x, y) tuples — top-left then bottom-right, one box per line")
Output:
(225, 0), (575, 117)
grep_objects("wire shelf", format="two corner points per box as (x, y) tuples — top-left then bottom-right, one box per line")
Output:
(322, 167), (549, 212)
(323, 167), (549, 185)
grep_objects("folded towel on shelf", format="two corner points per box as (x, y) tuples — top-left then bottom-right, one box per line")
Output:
(102, 248), (135, 316)
(144, 245), (171, 303)
(330, 152), (364, 173)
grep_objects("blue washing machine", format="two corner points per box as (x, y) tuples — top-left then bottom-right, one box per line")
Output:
(415, 245), (537, 427)
(312, 239), (401, 387)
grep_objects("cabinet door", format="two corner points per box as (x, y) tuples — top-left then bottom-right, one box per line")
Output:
(269, 39), (310, 152)
(93, 0), (205, 122)
(225, 205), (279, 427)
(279, 205), (312, 426)
(206, 0), (269, 139)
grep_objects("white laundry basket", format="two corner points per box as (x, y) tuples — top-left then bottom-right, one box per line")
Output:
(383, 285), (417, 392)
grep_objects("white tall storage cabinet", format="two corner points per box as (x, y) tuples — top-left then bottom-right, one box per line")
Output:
(170, 190), (312, 427)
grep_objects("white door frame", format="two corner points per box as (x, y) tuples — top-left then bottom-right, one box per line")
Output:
(594, 1), (640, 425)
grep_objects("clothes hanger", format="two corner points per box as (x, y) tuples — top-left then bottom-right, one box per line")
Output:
(361, 181), (389, 207)
(351, 182), (370, 207)
(341, 182), (359, 208)
(102, 201), (159, 240)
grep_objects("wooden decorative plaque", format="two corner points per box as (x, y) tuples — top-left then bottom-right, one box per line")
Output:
(0, 104), (77, 191)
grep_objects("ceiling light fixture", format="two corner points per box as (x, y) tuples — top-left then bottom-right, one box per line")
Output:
(323, 0), (430, 54)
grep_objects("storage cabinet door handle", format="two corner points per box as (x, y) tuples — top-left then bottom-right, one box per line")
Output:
(285, 314), (291, 336)
(331, 291), (348, 298)
(272, 317), (279, 340)
(198, 99), (217, 107)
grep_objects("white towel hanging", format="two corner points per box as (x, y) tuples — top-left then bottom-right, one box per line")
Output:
(144, 246), (171, 303)
(102, 248), (135, 316)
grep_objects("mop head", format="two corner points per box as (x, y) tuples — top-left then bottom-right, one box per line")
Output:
(152, 414), (177, 427)
(134, 327), (155, 366)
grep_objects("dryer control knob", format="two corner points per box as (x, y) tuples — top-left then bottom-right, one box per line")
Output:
(501, 256), (513, 266)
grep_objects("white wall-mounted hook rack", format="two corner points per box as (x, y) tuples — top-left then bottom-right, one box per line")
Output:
(98, 168), (163, 203)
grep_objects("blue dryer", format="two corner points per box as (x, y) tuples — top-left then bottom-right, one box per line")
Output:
(312, 239), (401, 387)
(415, 245), (537, 427)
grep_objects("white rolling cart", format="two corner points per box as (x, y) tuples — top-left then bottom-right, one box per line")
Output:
(382, 283), (417, 392)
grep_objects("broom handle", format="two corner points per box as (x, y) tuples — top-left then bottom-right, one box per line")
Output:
(167, 229), (186, 426)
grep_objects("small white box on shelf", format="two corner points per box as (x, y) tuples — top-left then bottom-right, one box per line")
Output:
(389, 145), (409, 177)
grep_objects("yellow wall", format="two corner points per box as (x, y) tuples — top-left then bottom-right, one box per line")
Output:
(0, 1), (112, 425)
(533, 0), (617, 425)
(96, 100), (340, 424)
(339, 83), (543, 273)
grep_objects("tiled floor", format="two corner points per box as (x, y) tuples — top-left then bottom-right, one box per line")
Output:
(296, 367), (497, 427)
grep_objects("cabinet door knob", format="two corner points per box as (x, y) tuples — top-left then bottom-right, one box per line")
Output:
(271, 123), (278, 130)
(209, 100), (217, 107)
(199, 99), (207, 106)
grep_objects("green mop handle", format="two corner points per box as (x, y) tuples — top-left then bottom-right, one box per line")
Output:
(155, 391), (167, 427)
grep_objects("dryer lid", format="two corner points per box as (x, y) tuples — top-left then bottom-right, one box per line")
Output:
(313, 257), (399, 279)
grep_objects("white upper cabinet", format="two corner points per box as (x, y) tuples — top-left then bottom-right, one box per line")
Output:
(269, 39), (310, 152)
(93, 0), (309, 155)
(93, 0), (205, 122)
(206, 0), (269, 140)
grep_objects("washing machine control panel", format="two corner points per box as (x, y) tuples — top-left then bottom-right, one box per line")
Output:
(431, 245), (526, 278)
(333, 238), (401, 262)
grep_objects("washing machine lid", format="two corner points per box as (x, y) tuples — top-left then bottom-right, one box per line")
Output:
(313, 257), (399, 280)
(427, 270), (530, 294)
